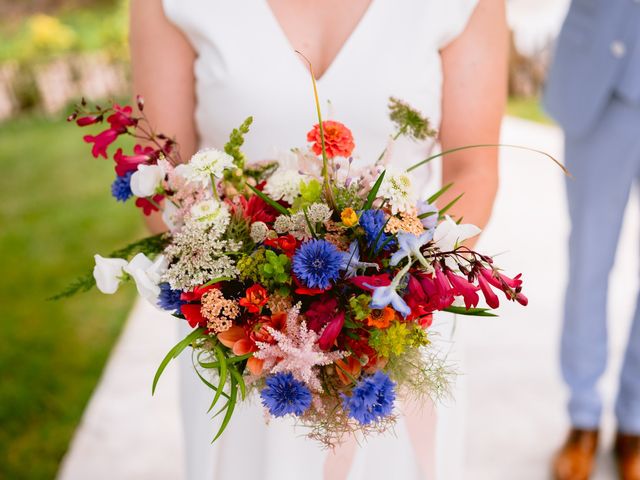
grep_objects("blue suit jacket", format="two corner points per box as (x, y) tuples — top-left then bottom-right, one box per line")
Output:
(543, 0), (640, 138)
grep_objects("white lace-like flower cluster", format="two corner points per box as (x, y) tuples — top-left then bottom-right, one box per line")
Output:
(162, 222), (240, 290)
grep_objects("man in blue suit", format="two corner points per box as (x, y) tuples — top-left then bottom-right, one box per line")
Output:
(544, 1), (640, 479)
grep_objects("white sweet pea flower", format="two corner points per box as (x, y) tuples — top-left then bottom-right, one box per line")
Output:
(124, 253), (167, 304)
(130, 164), (164, 197)
(186, 148), (234, 185)
(93, 255), (128, 294)
(433, 215), (481, 252)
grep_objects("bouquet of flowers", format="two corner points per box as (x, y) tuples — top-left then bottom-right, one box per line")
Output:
(59, 84), (529, 446)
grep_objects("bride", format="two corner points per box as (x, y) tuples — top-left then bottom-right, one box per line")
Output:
(130, 0), (506, 478)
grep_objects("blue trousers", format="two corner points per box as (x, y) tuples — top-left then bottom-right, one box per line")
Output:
(563, 95), (640, 434)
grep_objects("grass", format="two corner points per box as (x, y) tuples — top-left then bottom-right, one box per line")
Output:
(507, 96), (553, 125)
(0, 114), (145, 479)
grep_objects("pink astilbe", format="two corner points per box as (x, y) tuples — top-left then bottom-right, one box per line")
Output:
(253, 303), (344, 392)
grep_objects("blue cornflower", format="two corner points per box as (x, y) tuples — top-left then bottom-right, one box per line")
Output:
(359, 210), (396, 251)
(111, 171), (134, 202)
(292, 239), (343, 289)
(260, 372), (312, 417)
(157, 283), (184, 315)
(342, 371), (396, 425)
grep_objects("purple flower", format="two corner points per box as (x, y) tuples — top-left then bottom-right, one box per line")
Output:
(261, 372), (312, 417)
(293, 239), (343, 289)
(342, 371), (396, 425)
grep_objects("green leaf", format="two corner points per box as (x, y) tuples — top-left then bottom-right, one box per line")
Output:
(438, 193), (464, 218)
(443, 306), (498, 317)
(199, 352), (253, 369)
(406, 143), (569, 176)
(201, 276), (233, 287)
(426, 183), (454, 205)
(247, 184), (290, 216)
(153, 328), (206, 395)
(207, 345), (228, 413)
(363, 170), (386, 210)
(212, 374), (238, 442)
(192, 351), (231, 400)
(229, 366), (246, 400)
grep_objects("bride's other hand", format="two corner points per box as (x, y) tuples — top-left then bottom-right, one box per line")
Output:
(130, 0), (199, 233)
(439, 0), (508, 246)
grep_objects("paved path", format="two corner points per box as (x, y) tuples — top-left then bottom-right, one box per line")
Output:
(57, 117), (640, 479)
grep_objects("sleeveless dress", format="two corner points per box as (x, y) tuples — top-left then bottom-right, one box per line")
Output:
(161, 1), (478, 478)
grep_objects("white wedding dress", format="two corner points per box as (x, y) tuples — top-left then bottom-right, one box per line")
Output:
(161, 0), (478, 478)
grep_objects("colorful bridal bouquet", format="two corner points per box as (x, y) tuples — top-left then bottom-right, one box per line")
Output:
(60, 90), (528, 446)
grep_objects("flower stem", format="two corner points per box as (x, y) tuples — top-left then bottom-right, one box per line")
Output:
(210, 174), (220, 201)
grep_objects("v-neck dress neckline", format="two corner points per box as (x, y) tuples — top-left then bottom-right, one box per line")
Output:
(258, 0), (380, 84)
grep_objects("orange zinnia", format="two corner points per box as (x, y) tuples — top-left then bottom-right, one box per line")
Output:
(366, 307), (396, 329)
(306, 120), (355, 159)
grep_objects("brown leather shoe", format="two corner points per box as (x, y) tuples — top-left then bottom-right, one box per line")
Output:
(615, 432), (640, 480)
(552, 428), (600, 480)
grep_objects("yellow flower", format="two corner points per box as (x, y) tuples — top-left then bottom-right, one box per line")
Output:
(341, 208), (358, 227)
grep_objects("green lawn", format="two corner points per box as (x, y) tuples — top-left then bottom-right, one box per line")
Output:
(507, 96), (553, 125)
(0, 114), (144, 479)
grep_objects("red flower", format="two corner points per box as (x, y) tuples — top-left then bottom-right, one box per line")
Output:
(114, 145), (156, 176)
(446, 271), (480, 310)
(76, 115), (102, 127)
(318, 311), (345, 350)
(180, 284), (218, 328)
(305, 297), (338, 332)
(135, 194), (164, 216)
(239, 284), (268, 313)
(244, 193), (279, 224)
(107, 104), (137, 130)
(304, 297), (344, 350)
(293, 274), (329, 295)
(477, 274), (500, 309)
(84, 128), (120, 159)
(306, 121), (355, 159)
(263, 234), (298, 257)
(350, 274), (391, 292)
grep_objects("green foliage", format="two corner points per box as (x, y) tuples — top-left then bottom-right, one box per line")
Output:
(292, 179), (322, 211)
(225, 210), (253, 254)
(0, 115), (143, 479)
(369, 322), (429, 358)
(259, 249), (291, 286)
(223, 116), (253, 170)
(349, 294), (371, 321)
(333, 183), (362, 211)
(237, 248), (266, 283)
(0, 2), (129, 64)
(388, 97), (437, 141)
